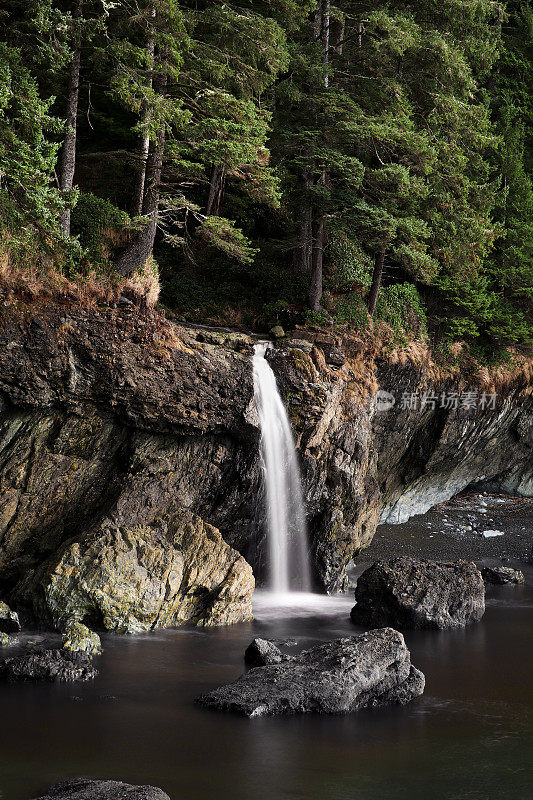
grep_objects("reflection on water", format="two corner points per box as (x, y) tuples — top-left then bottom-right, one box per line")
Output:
(1, 566), (531, 800)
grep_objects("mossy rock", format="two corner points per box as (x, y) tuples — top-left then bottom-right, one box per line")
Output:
(270, 325), (285, 339)
(62, 621), (102, 655)
(19, 511), (254, 634)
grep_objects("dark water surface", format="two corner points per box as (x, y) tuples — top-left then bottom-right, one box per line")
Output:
(1, 514), (532, 799)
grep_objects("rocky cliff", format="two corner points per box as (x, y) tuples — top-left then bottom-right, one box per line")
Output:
(0, 301), (531, 623)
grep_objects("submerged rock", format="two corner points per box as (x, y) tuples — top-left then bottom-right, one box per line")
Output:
(18, 511), (254, 633)
(481, 566), (525, 585)
(244, 638), (285, 667)
(62, 621), (102, 655)
(351, 557), (485, 630)
(0, 648), (97, 682)
(0, 600), (20, 633)
(30, 779), (170, 800)
(197, 628), (425, 717)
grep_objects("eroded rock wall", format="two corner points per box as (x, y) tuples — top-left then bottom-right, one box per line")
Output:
(0, 302), (531, 606)
(373, 361), (533, 524)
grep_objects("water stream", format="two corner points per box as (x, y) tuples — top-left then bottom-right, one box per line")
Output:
(252, 342), (311, 593)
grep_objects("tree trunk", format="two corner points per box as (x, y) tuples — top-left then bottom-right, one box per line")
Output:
(115, 72), (167, 276)
(58, 0), (83, 237)
(313, 0), (323, 40)
(309, 215), (325, 311)
(293, 168), (312, 272)
(307, 0), (331, 309)
(331, 17), (344, 55)
(206, 164), (226, 217)
(131, 4), (156, 217)
(295, 210), (312, 272)
(367, 247), (386, 315)
(321, 0), (330, 87)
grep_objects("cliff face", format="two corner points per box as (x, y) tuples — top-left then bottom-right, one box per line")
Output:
(0, 302), (531, 616)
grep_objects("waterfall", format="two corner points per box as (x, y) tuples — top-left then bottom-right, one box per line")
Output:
(253, 342), (311, 593)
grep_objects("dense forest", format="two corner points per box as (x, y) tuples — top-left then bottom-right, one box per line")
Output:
(0, 0), (532, 360)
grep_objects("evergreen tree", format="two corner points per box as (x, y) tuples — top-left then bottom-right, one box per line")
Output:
(484, 0), (533, 348)
(0, 21), (63, 239)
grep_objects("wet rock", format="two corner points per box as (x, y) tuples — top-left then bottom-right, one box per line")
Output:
(0, 600), (20, 633)
(0, 648), (97, 682)
(351, 557), (485, 630)
(62, 621), (102, 655)
(197, 627), (425, 717)
(29, 778), (170, 800)
(244, 638), (284, 667)
(18, 511), (254, 633)
(481, 566), (525, 585)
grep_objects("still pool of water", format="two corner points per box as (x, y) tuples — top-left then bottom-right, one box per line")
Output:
(1, 575), (532, 800)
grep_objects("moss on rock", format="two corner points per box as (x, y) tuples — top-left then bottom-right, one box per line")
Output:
(18, 510), (254, 633)
(62, 621), (102, 655)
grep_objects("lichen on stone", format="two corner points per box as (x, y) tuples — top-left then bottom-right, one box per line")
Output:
(62, 621), (102, 655)
(17, 510), (254, 634)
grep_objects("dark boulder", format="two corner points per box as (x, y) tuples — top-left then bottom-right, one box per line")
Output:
(197, 627), (424, 717)
(29, 779), (170, 800)
(481, 566), (525, 585)
(244, 638), (285, 667)
(351, 557), (485, 630)
(0, 648), (97, 682)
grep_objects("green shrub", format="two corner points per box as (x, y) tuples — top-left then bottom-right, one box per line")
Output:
(327, 232), (372, 292)
(303, 308), (332, 327)
(331, 292), (369, 329)
(376, 283), (427, 338)
(71, 193), (130, 269)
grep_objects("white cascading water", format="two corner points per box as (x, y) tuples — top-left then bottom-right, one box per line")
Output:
(253, 342), (311, 593)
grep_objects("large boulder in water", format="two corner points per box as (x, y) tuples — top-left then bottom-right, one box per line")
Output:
(15, 510), (254, 633)
(351, 557), (485, 630)
(30, 779), (170, 800)
(0, 648), (97, 682)
(197, 628), (425, 717)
